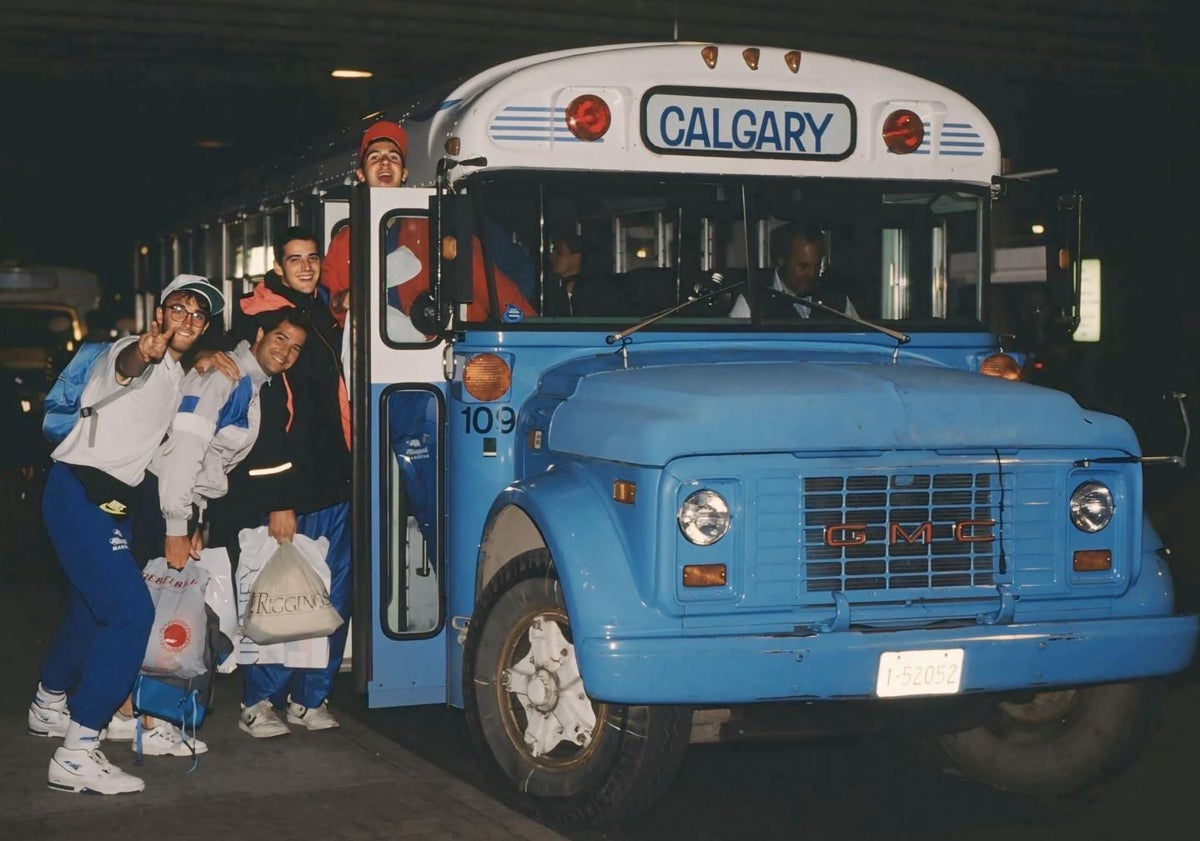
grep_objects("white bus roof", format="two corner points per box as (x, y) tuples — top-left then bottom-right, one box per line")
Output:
(403, 42), (1000, 187)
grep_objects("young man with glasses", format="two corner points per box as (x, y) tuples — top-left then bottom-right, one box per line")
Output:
(29, 275), (225, 794)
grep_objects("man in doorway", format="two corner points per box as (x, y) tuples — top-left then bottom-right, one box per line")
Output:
(223, 226), (352, 738)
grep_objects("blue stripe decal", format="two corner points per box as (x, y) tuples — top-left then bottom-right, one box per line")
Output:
(178, 395), (199, 413)
(438, 99), (462, 111)
(215, 376), (254, 431)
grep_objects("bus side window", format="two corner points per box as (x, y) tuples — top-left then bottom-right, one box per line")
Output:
(383, 388), (440, 635)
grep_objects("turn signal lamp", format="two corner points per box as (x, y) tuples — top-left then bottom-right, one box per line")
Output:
(565, 95), (611, 142)
(463, 353), (512, 401)
(613, 480), (637, 505)
(882, 109), (924, 154)
(441, 236), (458, 261)
(683, 564), (727, 587)
(1073, 550), (1112, 572)
(980, 353), (1021, 381)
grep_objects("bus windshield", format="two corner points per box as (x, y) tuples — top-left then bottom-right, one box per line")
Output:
(463, 173), (987, 331)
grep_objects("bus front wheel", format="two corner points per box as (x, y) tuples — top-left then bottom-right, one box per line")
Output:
(463, 549), (690, 826)
(934, 679), (1163, 794)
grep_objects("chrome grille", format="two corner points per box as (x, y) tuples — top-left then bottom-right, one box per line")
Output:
(802, 472), (1001, 592)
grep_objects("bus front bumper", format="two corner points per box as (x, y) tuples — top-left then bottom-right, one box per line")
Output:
(576, 613), (1199, 704)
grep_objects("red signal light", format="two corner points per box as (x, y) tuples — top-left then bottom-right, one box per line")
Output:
(882, 109), (925, 154)
(566, 94), (611, 142)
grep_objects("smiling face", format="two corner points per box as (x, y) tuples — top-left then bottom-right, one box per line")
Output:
(356, 139), (408, 187)
(159, 291), (210, 354)
(251, 318), (307, 376)
(274, 237), (321, 295)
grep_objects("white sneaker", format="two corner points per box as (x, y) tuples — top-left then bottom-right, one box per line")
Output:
(47, 746), (144, 795)
(103, 713), (137, 742)
(136, 723), (208, 757)
(286, 699), (340, 731)
(28, 700), (70, 738)
(239, 700), (290, 738)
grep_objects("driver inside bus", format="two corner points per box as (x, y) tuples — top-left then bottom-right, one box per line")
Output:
(321, 119), (535, 333)
(729, 222), (858, 319)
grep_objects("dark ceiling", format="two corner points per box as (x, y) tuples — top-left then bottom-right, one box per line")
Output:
(0, 0), (1192, 286)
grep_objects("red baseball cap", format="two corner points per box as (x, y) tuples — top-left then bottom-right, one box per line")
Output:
(360, 120), (408, 163)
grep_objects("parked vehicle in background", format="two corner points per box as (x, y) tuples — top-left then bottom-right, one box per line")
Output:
(0, 263), (101, 414)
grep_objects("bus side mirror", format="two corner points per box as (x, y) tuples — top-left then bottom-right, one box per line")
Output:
(431, 194), (474, 305)
(1043, 191), (1083, 340)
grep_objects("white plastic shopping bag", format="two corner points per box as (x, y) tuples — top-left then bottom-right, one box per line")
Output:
(236, 527), (337, 664)
(192, 547), (239, 673)
(141, 557), (211, 679)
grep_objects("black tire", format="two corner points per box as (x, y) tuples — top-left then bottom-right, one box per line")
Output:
(934, 679), (1164, 794)
(462, 549), (691, 826)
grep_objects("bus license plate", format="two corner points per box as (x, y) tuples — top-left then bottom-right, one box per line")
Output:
(875, 649), (964, 698)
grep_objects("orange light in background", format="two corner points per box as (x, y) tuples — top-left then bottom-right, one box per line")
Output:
(784, 50), (802, 73)
(701, 45), (719, 69)
(1073, 550), (1112, 572)
(444, 136), (461, 156)
(463, 354), (512, 401)
(683, 564), (727, 587)
(742, 48), (760, 70)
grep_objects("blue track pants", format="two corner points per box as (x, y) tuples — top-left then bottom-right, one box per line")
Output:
(242, 500), (351, 709)
(39, 463), (155, 731)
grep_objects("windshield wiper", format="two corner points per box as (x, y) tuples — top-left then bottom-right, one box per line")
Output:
(605, 275), (747, 347)
(764, 287), (911, 359)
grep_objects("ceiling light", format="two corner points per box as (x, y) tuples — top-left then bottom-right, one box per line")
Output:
(332, 69), (373, 79)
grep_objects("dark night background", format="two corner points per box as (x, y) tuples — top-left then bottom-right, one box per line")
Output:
(1, 1), (1196, 442)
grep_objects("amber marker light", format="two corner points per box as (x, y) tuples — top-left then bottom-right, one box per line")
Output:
(701, 45), (719, 69)
(463, 354), (512, 401)
(784, 50), (802, 73)
(1073, 550), (1112, 572)
(742, 48), (760, 70)
(683, 564), (727, 587)
(444, 136), (461, 156)
(613, 480), (637, 505)
(882, 109), (925, 154)
(565, 95), (611, 141)
(980, 353), (1021, 381)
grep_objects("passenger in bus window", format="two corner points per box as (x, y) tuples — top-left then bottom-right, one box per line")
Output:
(728, 222), (858, 319)
(541, 225), (610, 317)
(320, 119), (535, 331)
(218, 225), (352, 738)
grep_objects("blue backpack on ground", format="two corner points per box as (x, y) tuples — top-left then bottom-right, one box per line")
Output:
(42, 342), (116, 446)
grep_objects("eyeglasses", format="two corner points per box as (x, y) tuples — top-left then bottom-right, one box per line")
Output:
(165, 303), (209, 326)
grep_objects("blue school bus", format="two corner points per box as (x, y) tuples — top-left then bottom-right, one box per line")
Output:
(136, 42), (1195, 825)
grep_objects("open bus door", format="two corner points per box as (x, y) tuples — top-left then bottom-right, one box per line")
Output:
(348, 184), (448, 708)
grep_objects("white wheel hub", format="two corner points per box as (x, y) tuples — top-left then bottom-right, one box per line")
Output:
(503, 615), (597, 757)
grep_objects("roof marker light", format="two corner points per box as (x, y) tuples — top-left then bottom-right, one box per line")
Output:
(882, 109), (924, 154)
(701, 45), (719, 69)
(565, 94), (611, 141)
(742, 48), (760, 70)
(784, 50), (802, 73)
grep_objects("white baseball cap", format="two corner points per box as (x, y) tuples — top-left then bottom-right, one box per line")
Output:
(160, 274), (225, 316)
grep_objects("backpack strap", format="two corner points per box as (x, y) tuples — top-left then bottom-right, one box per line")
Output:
(83, 360), (151, 448)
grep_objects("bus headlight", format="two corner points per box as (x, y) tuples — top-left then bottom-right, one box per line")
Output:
(1069, 481), (1114, 533)
(678, 490), (730, 546)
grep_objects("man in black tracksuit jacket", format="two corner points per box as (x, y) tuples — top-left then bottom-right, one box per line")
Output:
(222, 225), (352, 738)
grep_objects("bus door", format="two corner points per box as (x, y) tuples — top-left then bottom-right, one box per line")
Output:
(350, 184), (448, 708)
